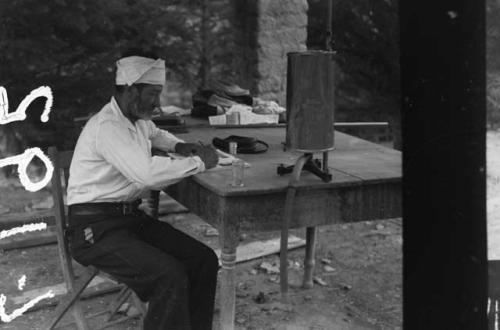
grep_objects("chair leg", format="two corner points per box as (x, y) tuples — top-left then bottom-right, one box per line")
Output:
(57, 289), (143, 330)
(46, 269), (96, 329)
(72, 303), (91, 330)
(95, 314), (141, 330)
(130, 291), (148, 317)
(107, 286), (147, 321)
(107, 285), (132, 321)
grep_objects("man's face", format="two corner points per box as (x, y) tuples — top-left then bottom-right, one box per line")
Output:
(128, 84), (163, 121)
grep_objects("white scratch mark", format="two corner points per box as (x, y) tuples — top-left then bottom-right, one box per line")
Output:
(447, 11), (458, 19)
(0, 86), (53, 125)
(0, 222), (47, 240)
(0, 147), (54, 192)
(0, 290), (55, 323)
(496, 300), (499, 330)
(17, 276), (26, 291)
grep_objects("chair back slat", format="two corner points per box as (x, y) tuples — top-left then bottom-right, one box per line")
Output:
(57, 150), (74, 170)
(48, 146), (77, 288)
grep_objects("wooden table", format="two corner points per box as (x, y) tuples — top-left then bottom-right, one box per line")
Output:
(165, 125), (402, 330)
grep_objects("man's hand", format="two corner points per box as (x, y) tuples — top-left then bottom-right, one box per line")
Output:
(195, 146), (219, 169)
(175, 143), (218, 169)
(175, 143), (201, 156)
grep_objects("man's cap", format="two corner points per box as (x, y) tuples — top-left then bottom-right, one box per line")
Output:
(115, 56), (165, 86)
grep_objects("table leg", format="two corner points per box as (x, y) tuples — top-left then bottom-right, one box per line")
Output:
(218, 236), (238, 330)
(280, 154), (311, 301)
(302, 226), (317, 288)
(280, 185), (296, 302)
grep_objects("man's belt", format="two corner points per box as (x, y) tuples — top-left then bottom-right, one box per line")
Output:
(69, 200), (142, 217)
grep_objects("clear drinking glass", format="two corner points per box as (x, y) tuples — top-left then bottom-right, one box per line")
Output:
(231, 159), (245, 187)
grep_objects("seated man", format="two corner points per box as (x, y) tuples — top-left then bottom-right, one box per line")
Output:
(66, 50), (219, 330)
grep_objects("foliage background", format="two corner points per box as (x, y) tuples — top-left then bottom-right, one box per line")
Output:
(0, 0), (239, 110)
(307, 0), (400, 149)
(0, 0), (495, 151)
(308, 0), (399, 120)
(0, 0), (236, 151)
(7, 0), (484, 154)
(487, 0), (500, 129)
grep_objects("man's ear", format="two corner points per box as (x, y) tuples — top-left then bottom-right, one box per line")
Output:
(124, 85), (139, 100)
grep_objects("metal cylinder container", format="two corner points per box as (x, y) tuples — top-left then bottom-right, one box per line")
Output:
(285, 51), (336, 152)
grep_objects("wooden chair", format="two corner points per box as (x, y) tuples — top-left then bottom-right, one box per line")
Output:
(45, 146), (151, 330)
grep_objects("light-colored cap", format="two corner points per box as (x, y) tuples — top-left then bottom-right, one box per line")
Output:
(115, 56), (165, 86)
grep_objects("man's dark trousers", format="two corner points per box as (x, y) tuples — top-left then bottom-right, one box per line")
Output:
(68, 210), (219, 330)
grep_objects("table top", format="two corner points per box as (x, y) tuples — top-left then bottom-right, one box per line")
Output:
(169, 125), (401, 197)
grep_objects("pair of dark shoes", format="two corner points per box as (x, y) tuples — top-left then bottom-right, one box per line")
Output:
(212, 81), (253, 106)
(191, 90), (222, 118)
(191, 82), (253, 118)
(212, 80), (249, 97)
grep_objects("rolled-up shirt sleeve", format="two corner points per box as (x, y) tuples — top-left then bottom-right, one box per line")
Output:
(96, 120), (205, 190)
(148, 121), (184, 152)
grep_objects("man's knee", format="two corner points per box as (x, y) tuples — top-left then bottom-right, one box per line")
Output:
(155, 260), (190, 296)
(166, 260), (189, 285)
(200, 246), (220, 274)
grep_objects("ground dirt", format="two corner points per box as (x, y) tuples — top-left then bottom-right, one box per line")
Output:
(488, 130), (500, 260)
(0, 140), (402, 330)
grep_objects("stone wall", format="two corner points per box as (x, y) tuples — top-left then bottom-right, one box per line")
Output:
(161, 0), (309, 108)
(232, 0), (308, 106)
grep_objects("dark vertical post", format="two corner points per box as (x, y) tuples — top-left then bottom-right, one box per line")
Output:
(325, 0), (333, 51)
(401, 0), (487, 329)
(324, 0), (334, 172)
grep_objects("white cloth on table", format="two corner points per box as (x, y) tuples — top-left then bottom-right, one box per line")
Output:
(159, 105), (191, 116)
(252, 98), (286, 115)
(226, 104), (279, 124)
(67, 97), (205, 205)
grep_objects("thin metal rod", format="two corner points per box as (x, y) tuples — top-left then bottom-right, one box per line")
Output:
(322, 151), (329, 173)
(326, 0), (333, 51)
(302, 227), (317, 288)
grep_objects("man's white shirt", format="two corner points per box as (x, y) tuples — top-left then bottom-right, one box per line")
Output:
(67, 97), (205, 205)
